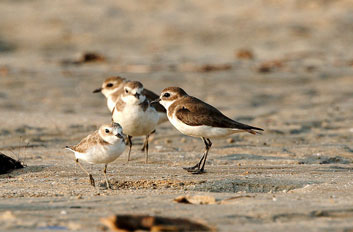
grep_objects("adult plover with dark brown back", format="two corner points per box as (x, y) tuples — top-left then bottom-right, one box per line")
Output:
(111, 81), (159, 164)
(65, 122), (126, 189)
(154, 87), (263, 174)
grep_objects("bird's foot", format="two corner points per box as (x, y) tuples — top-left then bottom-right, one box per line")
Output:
(89, 174), (95, 187)
(183, 164), (200, 172)
(99, 181), (112, 189)
(183, 164), (206, 174)
(190, 168), (205, 175)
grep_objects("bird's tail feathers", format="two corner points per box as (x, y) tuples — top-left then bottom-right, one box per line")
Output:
(64, 146), (75, 152)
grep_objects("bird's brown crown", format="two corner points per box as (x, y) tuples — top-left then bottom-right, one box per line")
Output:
(102, 76), (126, 89)
(124, 80), (143, 90)
(160, 87), (188, 101)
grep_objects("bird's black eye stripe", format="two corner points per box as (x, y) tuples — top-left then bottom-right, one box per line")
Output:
(163, 93), (170, 98)
(105, 129), (110, 133)
(106, 83), (113, 88)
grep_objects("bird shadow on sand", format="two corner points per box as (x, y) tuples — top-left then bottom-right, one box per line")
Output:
(219, 153), (291, 161)
(314, 166), (353, 173)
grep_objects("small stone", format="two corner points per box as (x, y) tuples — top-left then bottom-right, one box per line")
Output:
(236, 49), (254, 60)
(165, 139), (172, 144)
(180, 137), (187, 143)
(227, 138), (235, 144)
(60, 210), (67, 215)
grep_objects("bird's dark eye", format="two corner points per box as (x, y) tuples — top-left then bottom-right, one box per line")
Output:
(125, 89), (129, 93)
(105, 129), (110, 133)
(163, 93), (170, 98)
(106, 83), (113, 88)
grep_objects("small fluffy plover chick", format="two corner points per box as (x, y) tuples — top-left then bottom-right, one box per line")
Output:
(112, 81), (159, 164)
(155, 87), (264, 174)
(65, 122), (126, 189)
(93, 76), (168, 152)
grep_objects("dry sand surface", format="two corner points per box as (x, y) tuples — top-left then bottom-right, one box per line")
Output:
(1, 0), (353, 231)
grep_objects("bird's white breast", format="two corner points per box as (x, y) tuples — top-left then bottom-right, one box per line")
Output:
(113, 104), (159, 136)
(107, 98), (116, 112)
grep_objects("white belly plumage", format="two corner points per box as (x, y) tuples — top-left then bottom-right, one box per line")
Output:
(107, 99), (116, 112)
(113, 105), (159, 136)
(169, 115), (242, 138)
(74, 141), (125, 164)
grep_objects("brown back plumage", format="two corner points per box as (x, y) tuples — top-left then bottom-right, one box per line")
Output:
(69, 131), (109, 153)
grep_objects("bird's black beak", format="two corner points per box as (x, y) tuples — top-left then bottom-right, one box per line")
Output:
(134, 93), (140, 99)
(93, 88), (102, 93)
(116, 133), (125, 143)
(150, 98), (160, 104)
(116, 133), (123, 139)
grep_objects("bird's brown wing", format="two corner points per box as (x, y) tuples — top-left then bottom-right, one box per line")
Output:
(71, 131), (100, 153)
(142, 88), (159, 100)
(175, 97), (263, 133)
(143, 88), (166, 113)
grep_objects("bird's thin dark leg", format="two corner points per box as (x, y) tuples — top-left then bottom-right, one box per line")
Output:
(76, 159), (95, 187)
(144, 133), (150, 164)
(103, 164), (111, 189)
(187, 138), (212, 174)
(141, 130), (155, 152)
(198, 138), (212, 173)
(127, 135), (133, 162)
(183, 137), (211, 173)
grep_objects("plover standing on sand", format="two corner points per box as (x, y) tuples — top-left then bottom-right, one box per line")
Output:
(93, 76), (168, 124)
(155, 87), (263, 174)
(93, 76), (168, 153)
(112, 81), (159, 164)
(65, 122), (126, 188)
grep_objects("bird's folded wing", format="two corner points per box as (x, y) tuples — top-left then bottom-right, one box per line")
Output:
(175, 97), (263, 132)
(143, 88), (166, 113)
(72, 131), (103, 153)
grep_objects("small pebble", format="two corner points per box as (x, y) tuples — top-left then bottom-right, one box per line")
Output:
(60, 210), (67, 215)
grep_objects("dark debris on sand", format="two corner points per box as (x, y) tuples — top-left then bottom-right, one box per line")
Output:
(0, 153), (24, 174)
